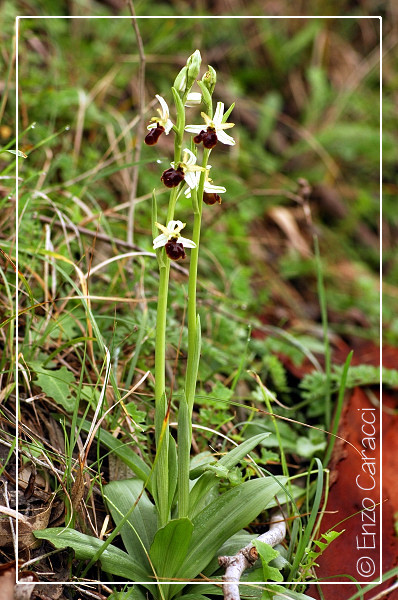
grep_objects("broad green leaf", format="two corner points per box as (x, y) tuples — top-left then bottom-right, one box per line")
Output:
(253, 540), (283, 582)
(104, 478), (157, 566)
(189, 451), (216, 480)
(174, 476), (285, 593)
(209, 432), (270, 471)
(264, 483), (303, 510)
(150, 517), (193, 578)
(178, 596), (211, 600)
(189, 433), (271, 518)
(78, 419), (152, 489)
(34, 527), (149, 581)
(33, 365), (76, 412)
(183, 582), (261, 598)
(260, 585), (316, 600)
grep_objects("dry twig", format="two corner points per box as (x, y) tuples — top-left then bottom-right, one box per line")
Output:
(218, 510), (286, 600)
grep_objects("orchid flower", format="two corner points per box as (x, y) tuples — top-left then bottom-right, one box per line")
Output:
(145, 95), (174, 145)
(161, 148), (206, 188)
(185, 102), (235, 148)
(153, 220), (196, 261)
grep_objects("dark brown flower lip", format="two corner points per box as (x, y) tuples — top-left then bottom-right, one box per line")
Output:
(144, 123), (165, 145)
(165, 240), (186, 260)
(161, 166), (185, 188)
(193, 127), (218, 149)
(203, 192), (222, 205)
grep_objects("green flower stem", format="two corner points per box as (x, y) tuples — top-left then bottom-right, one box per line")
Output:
(154, 260), (171, 527)
(177, 147), (210, 517)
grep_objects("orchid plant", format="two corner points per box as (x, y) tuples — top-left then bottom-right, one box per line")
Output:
(34, 51), (290, 599)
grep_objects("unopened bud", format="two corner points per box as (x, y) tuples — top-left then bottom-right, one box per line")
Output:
(202, 65), (217, 95)
(174, 50), (202, 96)
(186, 50), (202, 87)
(174, 65), (188, 93)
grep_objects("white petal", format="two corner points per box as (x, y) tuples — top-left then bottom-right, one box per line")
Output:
(185, 125), (205, 134)
(184, 171), (198, 189)
(153, 234), (168, 248)
(179, 236), (196, 248)
(167, 220), (184, 232)
(164, 118), (174, 134)
(204, 182), (226, 193)
(184, 173), (199, 195)
(183, 148), (197, 166)
(155, 95), (169, 119)
(213, 102), (224, 125)
(217, 130), (235, 145)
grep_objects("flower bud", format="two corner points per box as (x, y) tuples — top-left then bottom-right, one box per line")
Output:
(202, 65), (216, 95)
(173, 65), (188, 93)
(186, 50), (201, 85)
(174, 50), (202, 96)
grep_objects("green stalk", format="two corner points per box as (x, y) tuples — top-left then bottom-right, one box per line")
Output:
(153, 89), (185, 525)
(154, 260), (171, 526)
(154, 183), (181, 527)
(178, 148), (210, 517)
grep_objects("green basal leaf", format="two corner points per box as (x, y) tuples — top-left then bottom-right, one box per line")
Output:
(104, 478), (157, 567)
(260, 585), (316, 600)
(150, 517), (193, 579)
(33, 527), (149, 581)
(178, 596), (212, 600)
(188, 433), (271, 518)
(174, 476), (286, 595)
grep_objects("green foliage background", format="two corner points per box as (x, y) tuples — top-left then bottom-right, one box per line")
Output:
(0, 0), (396, 588)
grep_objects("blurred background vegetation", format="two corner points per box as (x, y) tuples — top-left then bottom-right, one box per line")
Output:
(0, 0), (396, 586)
